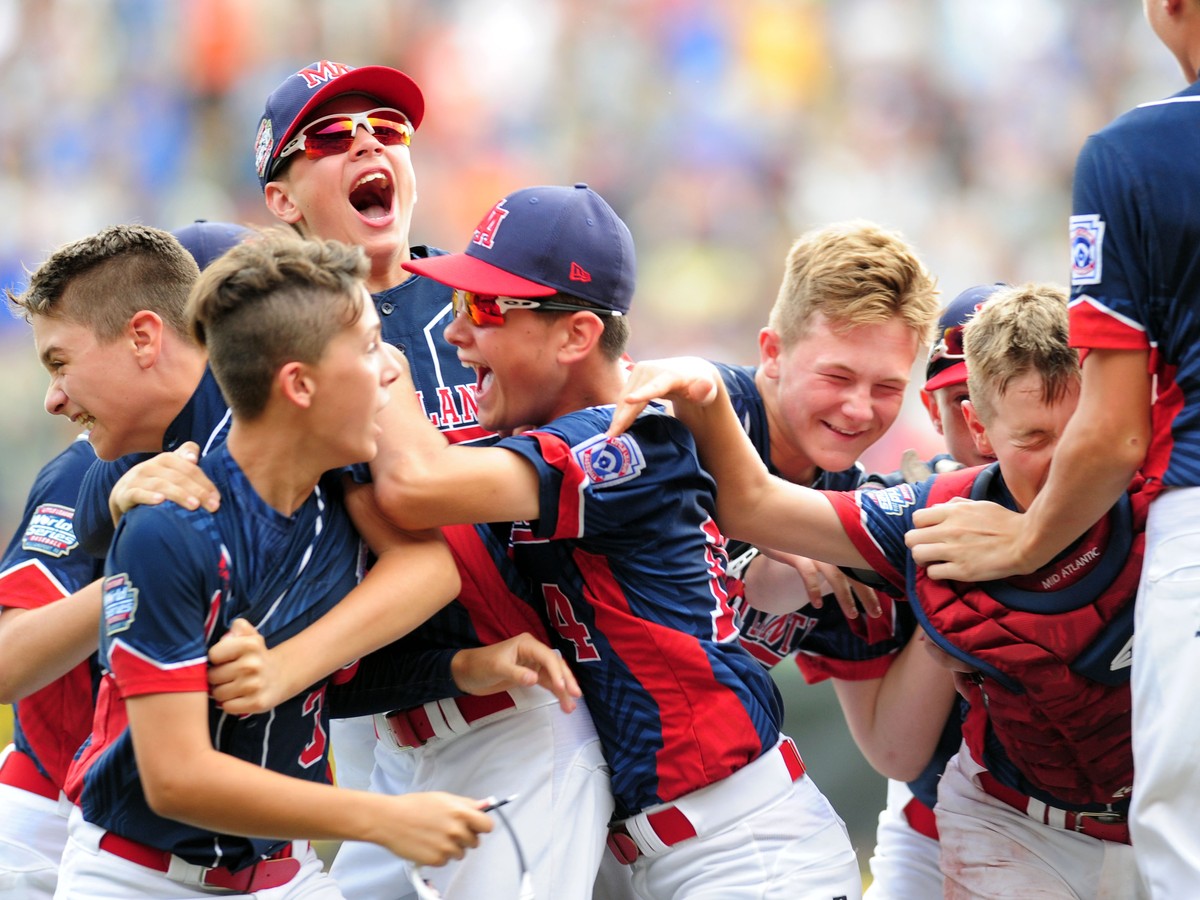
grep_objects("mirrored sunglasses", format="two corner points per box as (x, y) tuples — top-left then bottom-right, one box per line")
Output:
(278, 107), (412, 163)
(928, 323), (966, 366)
(451, 290), (622, 326)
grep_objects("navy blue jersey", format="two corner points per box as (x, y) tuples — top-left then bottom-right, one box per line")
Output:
(499, 404), (783, 818)
(74, 366), (232, 557)
(1067, 78), (1200, 492)
(66, 445), (363, 871)
(714, 362), (901, 678)
(0, 436), (104, 789)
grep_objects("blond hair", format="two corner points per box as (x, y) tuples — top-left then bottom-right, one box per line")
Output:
(963, 282), (1080, 423)
(766, 220), (940, 347)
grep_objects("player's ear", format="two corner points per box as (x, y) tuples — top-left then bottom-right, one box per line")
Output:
(961, 399), (993, 456)
(264, 180), (304, 226)
(556, 311), (605, 362)
(920, 390), (945, 436)
(757, 327), (783, 377)
(128, 310), (165, 369)
(278, 360), (317, 409)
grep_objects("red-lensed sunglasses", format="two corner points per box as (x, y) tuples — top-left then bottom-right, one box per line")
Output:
(928, 323), (967, 365)
(277, 107), (413, 163)
(451, 290), (622, 326)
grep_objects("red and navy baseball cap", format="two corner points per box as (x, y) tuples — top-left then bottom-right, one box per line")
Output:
(402, 183), (636, 314)
(171, 220), (253, 271)
(254, 60), (425, 191)
(923, 283), (1007, 392)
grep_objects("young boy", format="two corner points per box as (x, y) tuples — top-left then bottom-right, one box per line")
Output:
(0, 221), (249, 900)
(367, 182), (864, 899)
(54, 231), (492, 899)
(612, 283), (1145, 899)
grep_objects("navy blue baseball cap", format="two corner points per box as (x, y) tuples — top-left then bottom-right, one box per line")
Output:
(254, 60), (425, 190)
(402, 183), (636, 314)
(171, 220), (253, 271)
(924, 283), (1008, 392)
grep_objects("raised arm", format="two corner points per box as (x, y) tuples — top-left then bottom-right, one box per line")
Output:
(611, 357), (869, 569)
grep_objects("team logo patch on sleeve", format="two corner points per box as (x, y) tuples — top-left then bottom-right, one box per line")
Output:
(21, 503), (79, 557)
(1070, 214), (1105, 286)
(863, 484), (917, 516)
(572, 434), (645, 487)
(103, 573), (139, 636)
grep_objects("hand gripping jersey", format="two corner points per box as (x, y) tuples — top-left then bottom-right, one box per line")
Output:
(0, 436), (104, 791)
(1067, 78), (1200, 495)
(827, 463), (1145, 812)
(498, 403), (783, 818)
(65, 445), (363, 871)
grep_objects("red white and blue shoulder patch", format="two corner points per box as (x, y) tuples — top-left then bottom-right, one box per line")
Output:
(103, 573), (139, 636)
(863, 484), (917, 516)
(572, 433), (645, 487)
(1070, 213), (1105, 286)
(21, 503), (79, 558)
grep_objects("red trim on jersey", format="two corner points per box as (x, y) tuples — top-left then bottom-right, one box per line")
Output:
(108, 639), (208, 697)
(820, 491), (906, 593)
(1067, 296), (1149, 351)
(794, 649), (894, 685)
(571, 547), (761, 803)
(442, 423), (493, 445)
(65, 675), (129, 804)
(0, 558), (69, 610)
(442, 524), (549, 644)
(526, 432), (586, 539)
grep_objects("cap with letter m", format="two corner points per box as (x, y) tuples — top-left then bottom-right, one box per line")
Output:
(402, 183), (637, 314)
(254, 59), (425, 190)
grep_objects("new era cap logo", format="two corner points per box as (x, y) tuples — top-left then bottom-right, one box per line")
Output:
(297, 60), (353, 89)
(569, 262), (591, 283)
(473, 200), (509, 250)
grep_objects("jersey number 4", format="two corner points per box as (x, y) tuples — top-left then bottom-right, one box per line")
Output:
(542, 584), (601, 662)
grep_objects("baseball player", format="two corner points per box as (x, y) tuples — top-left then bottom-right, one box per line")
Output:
(252, 61), (613, 900)
(613, 282), (1146, 898)
(702, 222), (957, 899)
(366, 183), (864, 899)
(53, 231), (491, 899)
(904, 5), (1200, 894)
(0, 221), (249, 900)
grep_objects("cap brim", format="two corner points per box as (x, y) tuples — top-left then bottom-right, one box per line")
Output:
(274, 66), (425, 167)
(923, 361), (968, 393)
(403, 253), (557, 297)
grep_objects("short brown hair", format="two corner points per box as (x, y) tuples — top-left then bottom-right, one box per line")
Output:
(766, 220), (939, 347)
(188, 230), (370, 420)
(963, 282), (1080, 424)
(7, 224), (200, 341)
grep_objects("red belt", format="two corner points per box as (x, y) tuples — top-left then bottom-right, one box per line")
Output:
(902, 797), (940, 841)
(607, 739), (806, 864)
(386, 692), (518, 748)
(98, 831), (302, 892)
(977, 771), (1130, 845)
(0, 749), (59, 801)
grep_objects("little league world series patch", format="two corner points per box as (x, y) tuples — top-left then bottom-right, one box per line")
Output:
(102, 573), (139, 636)
(21, 503), (79, 557)
(572, 433), (646, 487)
(1070, 214), (1105, 286)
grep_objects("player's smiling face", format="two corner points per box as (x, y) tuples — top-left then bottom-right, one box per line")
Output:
(963, 371), (1081, 512)
(265, 95), (417, 284)
(443, 304), (567, 434)
(33, 312), (163, 460)
(758, 312), (918, 483)
(308, 288), (399, 467)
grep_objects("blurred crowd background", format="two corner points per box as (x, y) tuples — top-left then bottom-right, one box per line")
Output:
(0, 0), (1183, 874)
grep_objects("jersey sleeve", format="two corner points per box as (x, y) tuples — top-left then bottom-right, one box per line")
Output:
(74, 453), (152, 559)
(101, 506), (213, 697)
(1067, 134), (1151, 351)
(820, 482), (930, 594)
(1, 440), (103, 611)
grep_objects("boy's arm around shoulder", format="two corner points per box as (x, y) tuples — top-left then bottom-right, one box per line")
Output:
(369, 352), (540, 530)
(611, 357), (869, 569)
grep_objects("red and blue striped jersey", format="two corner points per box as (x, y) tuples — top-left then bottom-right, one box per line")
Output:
(499, 404), (783, 818)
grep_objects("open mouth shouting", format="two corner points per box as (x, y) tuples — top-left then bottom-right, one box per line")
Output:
(349, 170), (395, 222)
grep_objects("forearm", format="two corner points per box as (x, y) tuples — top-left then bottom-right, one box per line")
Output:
(0, 580), (102, 702)
(832, 636), (957, 781)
